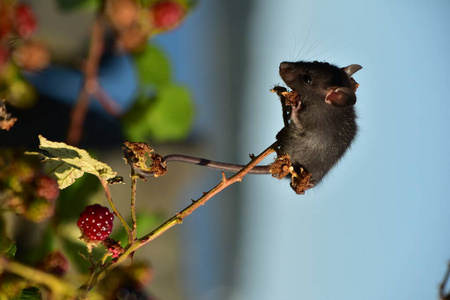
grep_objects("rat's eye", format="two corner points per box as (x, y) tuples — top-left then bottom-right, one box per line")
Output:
(302, 74), (312, 84)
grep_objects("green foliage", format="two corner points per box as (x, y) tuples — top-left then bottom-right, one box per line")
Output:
(112, 211), (162, 245)
(123, 84), (194, 142)
(134, 44), (172, 89)
(56, 175), (101, 223)
(0, 216), (16, 259)
(140, 0), (199, 9)
(18, 287), (42, 300)
(0, 239), (16, 260)
(54, 0), (100, 11)
(123, 43), (195, 142)
(27, 135), (118, 189)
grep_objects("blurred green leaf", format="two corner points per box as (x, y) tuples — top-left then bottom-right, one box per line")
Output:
(18, 287), (42, 300)
(56, 175), (101, 223)
(60, 235), (104, 273)
(111, 211), (162, 245)
(140, 0), (198, 9)
(136, 211), (162, 237)
(27, 136), (117, 189)
(133, 44), (171, 88)
(0, 216), (16, 259)
(55, 0), (100, 11)
(122, 84), (194, 142)
(0, 240), (16, 260)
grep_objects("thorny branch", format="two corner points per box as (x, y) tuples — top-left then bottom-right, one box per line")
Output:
(79, 142), (278, 290)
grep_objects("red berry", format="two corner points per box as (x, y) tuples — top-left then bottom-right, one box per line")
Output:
(15, 4), (37, 38)
(36, 175), (59, 201)
(150, 1), (185, 30)
(77, 204), (114, 241)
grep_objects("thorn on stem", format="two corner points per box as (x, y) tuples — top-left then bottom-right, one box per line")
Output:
(221, 171), (227, 182)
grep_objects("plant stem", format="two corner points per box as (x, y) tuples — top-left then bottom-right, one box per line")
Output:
(83, 142), (277, 292)
(66, 16), (121, 145)
(130, 173), (139, 243)
(0, 257), (77, 299)
(113, 142), (277, 265)
(100, 179), (132, 240)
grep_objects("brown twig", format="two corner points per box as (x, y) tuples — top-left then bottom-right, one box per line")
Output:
(66, 16), (121, 145)
(80, 142), (278, 292)
(116, 142), (278, 263)
(93, 86), (122, 117)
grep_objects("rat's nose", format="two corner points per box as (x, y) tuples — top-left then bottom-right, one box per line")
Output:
(279, 62), (292, 71)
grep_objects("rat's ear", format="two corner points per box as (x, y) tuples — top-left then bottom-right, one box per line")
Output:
(325, 87), (356, 107)
(342, 64), (362, 77)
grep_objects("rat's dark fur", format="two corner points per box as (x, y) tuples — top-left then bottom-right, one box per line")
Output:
(276, 61), (361, 183)
(130, 61), (362, 190)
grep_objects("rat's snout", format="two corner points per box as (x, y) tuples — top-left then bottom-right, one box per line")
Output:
(279, 62), (293, 72)
(279, 62), (296, 86)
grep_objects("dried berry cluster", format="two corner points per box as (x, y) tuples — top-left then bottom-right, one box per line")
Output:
(0, 99), (17, 130)
(269, 154), (315, 195)
(123, 141), (167, 178)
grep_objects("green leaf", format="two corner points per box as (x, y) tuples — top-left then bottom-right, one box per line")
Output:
(19, 287), (42, 300)
(122, 84), (194, 142)
(55, 0), (100, 11)
(111, 212), (162, 245)
(0, 216), (16, 259)
(0, 239), (16, 259)
(56, 175), (101, 223)
(133, 44), (172, 88)
(136, 212), (162, 237)
(27, 136), (117, 189)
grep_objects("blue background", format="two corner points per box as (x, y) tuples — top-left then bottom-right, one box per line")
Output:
(163, 1), (450, 299)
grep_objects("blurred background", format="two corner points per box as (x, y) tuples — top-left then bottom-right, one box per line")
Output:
(1, 0), (450, 299)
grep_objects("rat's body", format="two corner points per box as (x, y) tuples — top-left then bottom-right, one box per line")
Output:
(276, 61), (361, 183)
(130, 61), (362, 192)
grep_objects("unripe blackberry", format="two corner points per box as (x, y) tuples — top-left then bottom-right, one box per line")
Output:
(77, 204), (114, 242)
(39, 251), (69, 276)
(23, 197), (54, 223)
(35, 175), (59, 201)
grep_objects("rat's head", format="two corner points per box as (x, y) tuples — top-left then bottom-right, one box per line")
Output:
(279, 61), (362, 107)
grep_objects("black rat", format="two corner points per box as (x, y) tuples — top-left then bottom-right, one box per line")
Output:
(128, 61), (362, 191)
(275, 61), (362, 184)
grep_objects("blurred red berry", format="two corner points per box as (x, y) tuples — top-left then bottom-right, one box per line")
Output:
(77, 204), (114, 241)
(150, 1), (185, 30)
(36, 175), (59, 201)
(15, 4), (37, 38)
